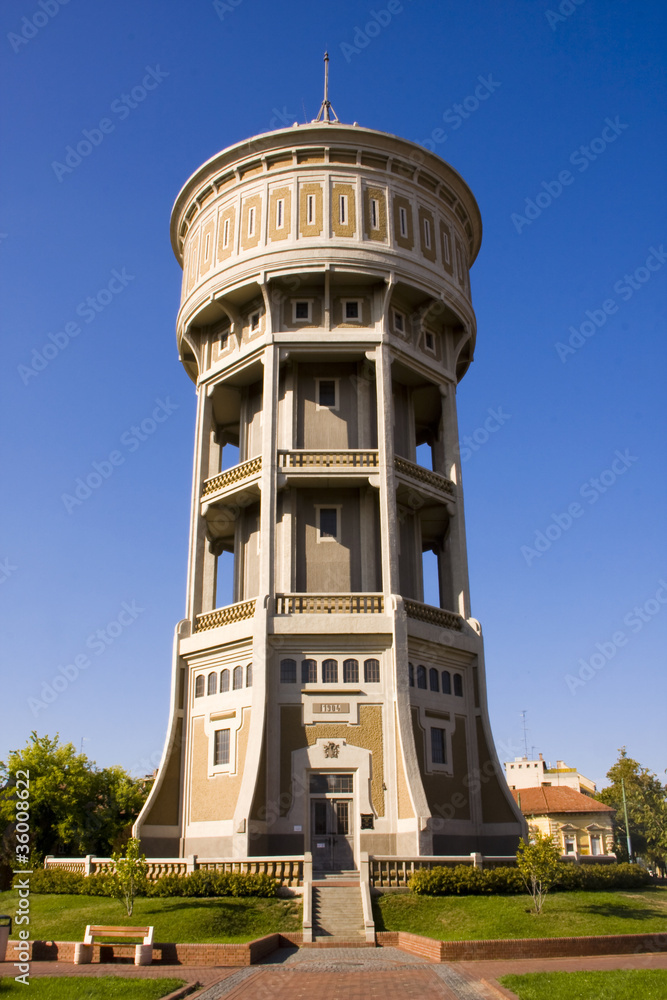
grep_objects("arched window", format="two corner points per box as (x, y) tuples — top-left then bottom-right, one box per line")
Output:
(246, 663), (252, 687)
(195, 674), (205, 698)
(417, 665), (427, 689)
(364, 658), (380, 683)
(409, 663), (415, 687)
(322, 659), (338, 683)
(302, 659), (317, 684)
(280, 659), (297, 684)
(233, 666), (243, 690)
(429, 667), (439, 692)
(441, 670), (451, 695)
(207, 672), (217, 696)
(343, 659), (359, 683)
(453, 673), (463, 697)
(220, 669), (230, 692)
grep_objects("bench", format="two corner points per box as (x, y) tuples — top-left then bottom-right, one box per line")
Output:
(74, 924), (154, 966)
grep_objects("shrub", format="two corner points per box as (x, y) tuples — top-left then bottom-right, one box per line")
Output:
(29, 869), (87, 894)
(408, 862), (652, 896)
(147, 870), (277, 898)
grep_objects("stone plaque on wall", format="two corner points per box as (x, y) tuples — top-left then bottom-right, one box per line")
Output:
(313, 703), (350, 714)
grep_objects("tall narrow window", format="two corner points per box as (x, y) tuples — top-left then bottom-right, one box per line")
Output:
(344, 300), (360, 321)
(214, 728), (230, 766)
(233, 666), (243, 690)
(417, 665), (427, 689)
(453, 673), (463, 697)
(222, 217), (230, 248)
(246, 662), (252, 687)
(280, 659), (297, 684)
(370, 197), (379, 230)
(442, 230), (451, 264)
(322, 659), (338, 683)
(247, 206), (256, 238)
(220, 669), (230, 692)
(431, 727), (446, 765)
(429, 667), (439, 692)
(364, 658), (380, 683)
(302, 659), (317, 684)
(343, 658), (359, 683)
(456, 247), (464, 282)
(195, 675), (205, 698)
(441, 670), (451, 695)
(204, 232), (211, 260)
(317, 378), (338, 408)
(276, 198), (284, 229)
(293, 300), (311, 322)
(423, 217), (431, 249)
(409, 663), (415, 687)
(393, 309), (405, 333)
(318, 508), (338, 541)
(307, 194), (315, 224)
(207, 672), (217, 696)
(399, 206), (408, 238)
(339, 194), (348, 225)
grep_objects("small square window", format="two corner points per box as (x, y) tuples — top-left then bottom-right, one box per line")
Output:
(393, 309), (405, 333)
(424, 331), (435, 353)
(317, 378), (338, 408)
(293, 300), (311, 322)
(318, 507), (338, 540)
(344, 300), (361, 322)
(214, 728), (230, 766)
(431, 727), (446, 765)
(249, 311), (260, 331)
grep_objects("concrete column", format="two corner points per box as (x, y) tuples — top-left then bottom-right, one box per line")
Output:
(440, 385), (471, 619)
(375, 344), (399, 596)
(360, 487), (375, 591)
(185, 388), (214, 620)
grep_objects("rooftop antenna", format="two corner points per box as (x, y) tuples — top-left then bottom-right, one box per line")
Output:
(520, 710), (529, 758)
(313, 51), (339, 123)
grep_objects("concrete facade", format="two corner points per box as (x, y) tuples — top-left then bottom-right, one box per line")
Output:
(134, 121), (526, 864)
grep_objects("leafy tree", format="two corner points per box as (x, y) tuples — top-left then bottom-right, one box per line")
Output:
(597, 748), (667, 874)
(516, 831), (561, 914)
(0, 732), (152, 863)
(110, 837), (148, 916)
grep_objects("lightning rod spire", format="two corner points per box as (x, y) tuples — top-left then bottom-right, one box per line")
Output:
(313, 51), (339, 123)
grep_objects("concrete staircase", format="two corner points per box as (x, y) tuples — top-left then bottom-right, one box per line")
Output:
(311, 873), (368, 943)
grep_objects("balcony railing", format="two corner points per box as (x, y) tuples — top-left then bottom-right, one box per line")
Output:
(275, 593), (384, 615)
(279, 449), (379, 469)
(404, 599), (463, 631)
(202, 456), (262, 498)
(195, 599), (256, 632)
(394, 456), (456, 496)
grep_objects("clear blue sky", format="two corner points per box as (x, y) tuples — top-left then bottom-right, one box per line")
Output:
(1, 0), (665, 791)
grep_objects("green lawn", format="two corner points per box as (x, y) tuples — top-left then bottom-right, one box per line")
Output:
(499, 969), (667, 1000)
(0, 978), (185, 999)
(0, 890), (301, 944)
(373, 887), (667, 940)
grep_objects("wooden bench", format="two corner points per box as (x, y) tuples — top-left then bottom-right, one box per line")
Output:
(74, 924), (154, 965)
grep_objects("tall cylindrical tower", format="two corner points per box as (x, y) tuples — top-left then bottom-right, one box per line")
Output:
(135, 120), (525, 864)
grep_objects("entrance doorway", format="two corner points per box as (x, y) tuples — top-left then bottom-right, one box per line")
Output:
(309, 772), (355, 871)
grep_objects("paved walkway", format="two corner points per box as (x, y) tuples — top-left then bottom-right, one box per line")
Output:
(4, 947), (667, 999)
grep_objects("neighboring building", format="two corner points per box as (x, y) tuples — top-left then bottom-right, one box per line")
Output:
(511, 787), (615, 859)
(133, 98), (526, 867)
(504, 755), (596, 796)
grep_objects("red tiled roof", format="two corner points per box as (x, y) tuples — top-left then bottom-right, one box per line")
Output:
(511, 786), (615, 815)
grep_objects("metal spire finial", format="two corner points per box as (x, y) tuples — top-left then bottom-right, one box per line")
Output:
(313, 51), (339, 123)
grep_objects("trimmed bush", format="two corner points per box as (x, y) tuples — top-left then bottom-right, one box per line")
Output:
(408, 862), (651, 896)
(27, 866), (277, 898)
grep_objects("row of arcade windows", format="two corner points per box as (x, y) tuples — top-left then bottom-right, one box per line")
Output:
(409, 663), (463, 696)
(194, 664), (252, 697)
(280, 657), (381, 684)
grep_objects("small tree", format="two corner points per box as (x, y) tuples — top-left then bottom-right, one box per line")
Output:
(516, 830), (561, 914)
(110, 837), (147, 917)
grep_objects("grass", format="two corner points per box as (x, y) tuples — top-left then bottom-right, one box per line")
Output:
(0, 889), (301, 944)
(0, 978), (186, 999)
(499, 969), (667, 999)
(372, 886), (667, 940)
